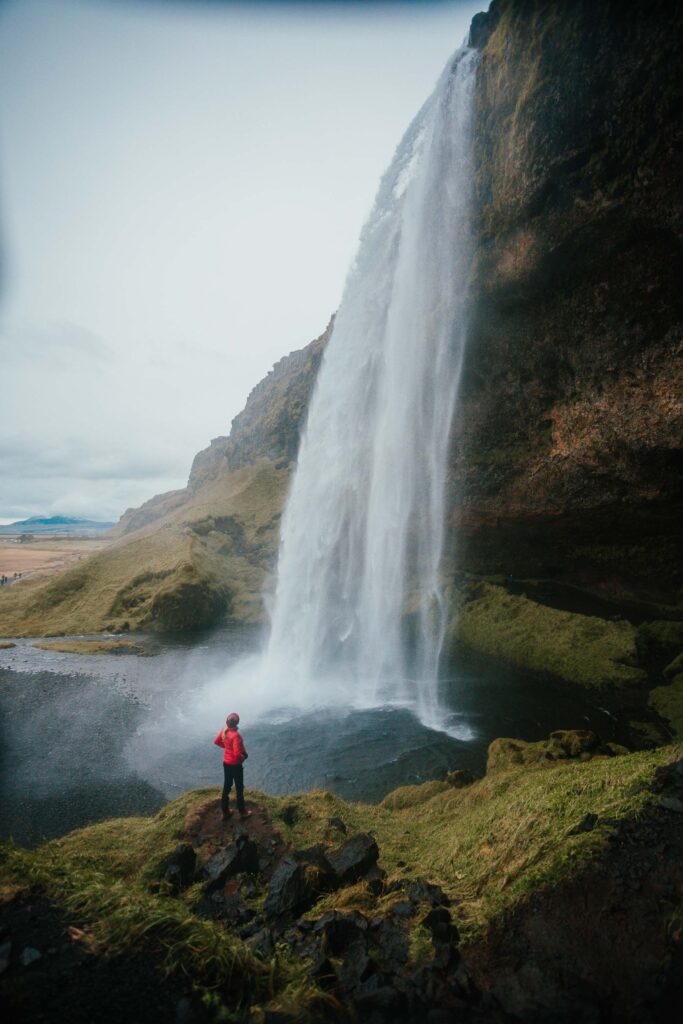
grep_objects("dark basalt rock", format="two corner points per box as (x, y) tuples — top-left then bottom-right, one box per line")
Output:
(202, 835), (259, 892)
(263, 847), (337, 920)
(407, 878), (450, 907)
(313, 910), (368, 955)
(245, 927), (275, 959)
(567, 812), (599, 836)
(327, 833), (379, 885)
(364, 862), (387, 896)
(163, 842), (196, 892)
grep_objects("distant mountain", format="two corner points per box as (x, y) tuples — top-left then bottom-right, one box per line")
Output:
(0, 516), (115, 535)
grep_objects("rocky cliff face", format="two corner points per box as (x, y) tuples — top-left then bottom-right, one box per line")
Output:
(449, 0), (683, 618)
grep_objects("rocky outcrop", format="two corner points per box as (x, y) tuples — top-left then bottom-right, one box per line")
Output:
(447, 0), (683, 620)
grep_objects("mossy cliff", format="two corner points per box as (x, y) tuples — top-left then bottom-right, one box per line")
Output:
(2, 741), (681, 1022)
(449, 0), (683, 618)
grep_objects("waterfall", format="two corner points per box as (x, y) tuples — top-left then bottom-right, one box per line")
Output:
(259, 45), (478, 733)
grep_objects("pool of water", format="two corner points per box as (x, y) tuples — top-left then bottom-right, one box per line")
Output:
(0, 629), (649, 846)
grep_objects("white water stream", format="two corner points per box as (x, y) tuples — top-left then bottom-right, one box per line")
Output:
(192, 44), (477, 738)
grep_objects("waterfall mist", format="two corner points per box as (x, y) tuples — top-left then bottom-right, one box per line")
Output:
(193, 45), (478, 739)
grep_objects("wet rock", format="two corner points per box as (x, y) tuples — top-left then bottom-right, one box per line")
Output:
(245, 927), (274, 959)
(313, 910), (368, 955)
(202, 835), (259, 892)
(407, 878), (450, 907)
(327, 832), (379, 885)
(163, 842), (197, 891)
(567, 813), (599, 835)
(20, 946), (41, 967)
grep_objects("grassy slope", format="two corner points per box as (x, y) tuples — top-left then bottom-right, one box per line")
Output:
(1, 745), (676, 1021)
(0, 460), (287, 638)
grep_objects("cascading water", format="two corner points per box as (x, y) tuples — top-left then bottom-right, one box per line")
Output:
(259, 44), (478, 734)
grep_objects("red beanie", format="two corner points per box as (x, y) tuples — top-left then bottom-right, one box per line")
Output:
(226, 712), (240, 725)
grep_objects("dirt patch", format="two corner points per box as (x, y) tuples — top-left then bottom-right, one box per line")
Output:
(181, 797), (289, 880)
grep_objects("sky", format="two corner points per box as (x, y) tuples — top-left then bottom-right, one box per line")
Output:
(0, 0), (483, 523)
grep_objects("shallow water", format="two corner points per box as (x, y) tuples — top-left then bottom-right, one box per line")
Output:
(0, 630), (644, 846)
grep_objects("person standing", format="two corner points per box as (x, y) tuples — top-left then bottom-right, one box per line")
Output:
(214, 712), (251, 821)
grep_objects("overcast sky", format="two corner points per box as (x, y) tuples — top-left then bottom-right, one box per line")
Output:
(0, 0), (483, 523)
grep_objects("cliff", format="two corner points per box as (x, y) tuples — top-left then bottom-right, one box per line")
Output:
(450, 0), (683, 617)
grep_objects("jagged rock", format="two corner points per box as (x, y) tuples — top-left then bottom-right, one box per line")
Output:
(245, 927), (274, 959)
(312, 910), (368, 955)
(407, 878), (450, 907)
(163, 842), (196, 891)
(420, 907), (459, 946)
(327, 832), (379, 885)
(202, 835), (259, 892)
(372, 918), (409, 973)
(337, 936), (373, 993)
(263, 848), (336, 920)
(364, 862), (386, 896)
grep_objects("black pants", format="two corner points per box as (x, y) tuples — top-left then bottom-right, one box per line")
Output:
(222, 763), (245, 812)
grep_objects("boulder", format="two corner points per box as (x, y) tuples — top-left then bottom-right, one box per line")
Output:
(163, 842), (196, 891)
(202, 835), (259, 893)
(327, 832), (379, 885)
(407, 877), (450, 907)
(263, 849), (336, 920)
(312, 910), (368, 955)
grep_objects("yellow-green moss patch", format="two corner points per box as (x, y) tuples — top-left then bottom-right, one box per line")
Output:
(450, 582), (646, 689)
(32, 638), (151, 656)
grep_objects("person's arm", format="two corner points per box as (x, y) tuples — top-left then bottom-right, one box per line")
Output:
(213, 730), (225, 748)
(235, 732), (248, 762)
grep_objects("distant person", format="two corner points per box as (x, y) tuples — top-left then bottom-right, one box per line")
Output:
(214, 712), (251, 821)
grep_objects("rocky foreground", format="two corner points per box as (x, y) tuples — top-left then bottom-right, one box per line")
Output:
(1, 734), (682, 1023)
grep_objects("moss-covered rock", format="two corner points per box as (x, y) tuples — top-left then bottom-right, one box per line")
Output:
(486, 730), (627, 774)
(450, 582), (646, 689)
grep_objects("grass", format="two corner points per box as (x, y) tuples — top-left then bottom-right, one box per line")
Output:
(650, 674), (683, 739)
(0, 459), (288, 638)
(1, 746), (676, 1019)
(31, 638), (151, 656)
(450, 582), (646, 689)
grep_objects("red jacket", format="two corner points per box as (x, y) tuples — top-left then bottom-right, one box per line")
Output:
(214, 727), (247, 765)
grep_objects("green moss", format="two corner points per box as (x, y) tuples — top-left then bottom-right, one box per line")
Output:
(649, 673), (683, 739)
(450, 583), (646, 689)
(664, 652), (683, 679)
